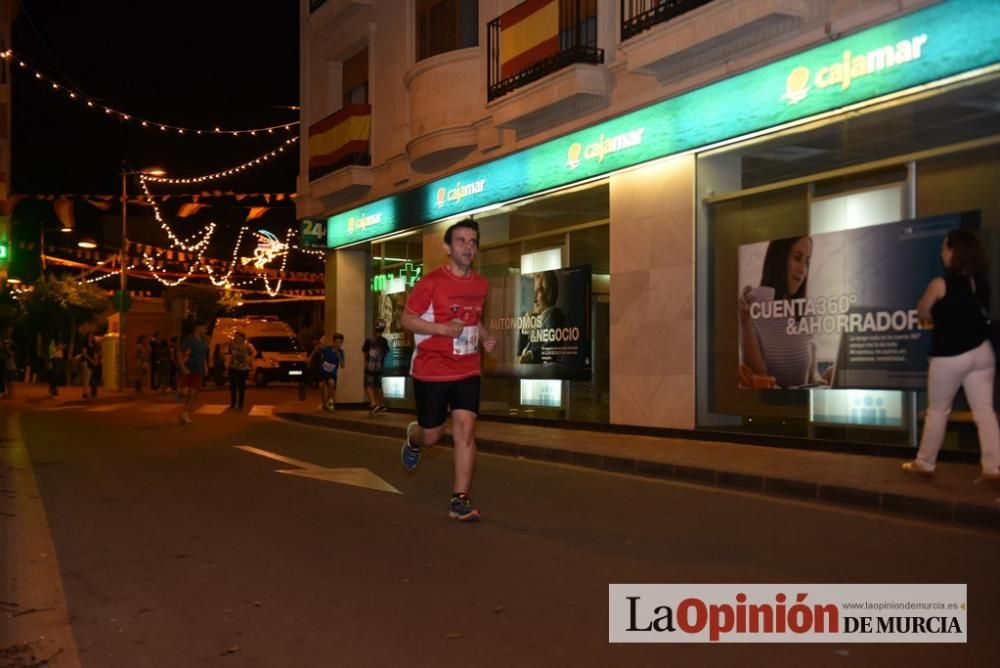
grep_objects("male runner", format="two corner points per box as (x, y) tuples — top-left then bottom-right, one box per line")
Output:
(400, 218), (496, 521)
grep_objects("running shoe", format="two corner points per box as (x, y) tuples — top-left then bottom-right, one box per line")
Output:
(376, 405), (389, 414)
(401, 421), (421, 472)
(448, 495), (481, 521)
(369, 406), (379, 417)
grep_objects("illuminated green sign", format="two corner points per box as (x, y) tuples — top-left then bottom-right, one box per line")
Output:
(325, 0), (999, 248)
(0, 243), (8, 262)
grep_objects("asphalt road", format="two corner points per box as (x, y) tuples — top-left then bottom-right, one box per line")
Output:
(7, 390), (1000, 667)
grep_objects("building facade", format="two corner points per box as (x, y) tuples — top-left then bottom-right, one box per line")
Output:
(299, 0), (1000, 456)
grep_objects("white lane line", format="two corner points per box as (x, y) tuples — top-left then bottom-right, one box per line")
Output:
(85, 401), (142, 412)
(248, 405), (274, 417)
(142, 403), (181, 413)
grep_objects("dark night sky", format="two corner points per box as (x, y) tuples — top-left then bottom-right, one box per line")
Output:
(6, 1), (319, 284)
(10, 0), (300, 195)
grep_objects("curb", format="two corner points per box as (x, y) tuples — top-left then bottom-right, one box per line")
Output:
(278, 410), (1000, 533)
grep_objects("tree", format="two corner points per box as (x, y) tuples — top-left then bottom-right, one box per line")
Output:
(20, 274), (112, 380)
(163, 284), (222, 324)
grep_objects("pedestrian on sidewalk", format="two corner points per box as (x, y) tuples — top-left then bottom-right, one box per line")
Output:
(47, 336), (66, 396)
(79, 333), (100, 399)
(87, 334), (102, 399)
(362, 319), (390, 416)
(178, 321), (209, 424)
(169, 336), (181, 399)
(314, 333), (345, 411)
(149, 331), (161, 390)
(154, 338), (171, 392)
(227, 331), (256, 411)
(905, 229), (1000, 488)
(135, 334), (150, 393)
(399, 218), (497, 521)
(0, 326), (16, 398)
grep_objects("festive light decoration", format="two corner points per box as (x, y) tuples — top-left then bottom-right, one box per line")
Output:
(249, 229), (287, 269)
(261, 229), (295, 297)
(1, 49), (299, 137)
(138, 177), (217, 253)
(205, 226), (249, 287)
(140, 137), (299, 185)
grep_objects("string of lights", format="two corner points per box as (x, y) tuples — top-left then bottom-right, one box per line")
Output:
(261, 228), (295, 297)
(1, 49), (300, 137)
(138, 177), (217, 253)
(140, 137), (299, 185)
(204, 226), (249, 287)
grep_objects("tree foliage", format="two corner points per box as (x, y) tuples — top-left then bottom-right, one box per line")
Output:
(163, 284), (222, 323)
(21, 274), (111, 339)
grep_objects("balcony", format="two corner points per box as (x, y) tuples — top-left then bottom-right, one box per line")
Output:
(404, 48), (482, 173)
(307, 104), (373, 206)
(486, 0), (609, 136)
(620, 0), (809, 82)
(487, 0), (604, 102)
(620, 0), (714, 41)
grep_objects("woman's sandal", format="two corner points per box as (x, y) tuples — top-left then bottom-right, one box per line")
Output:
(973, 472), (1000, 490)
(901, 461), (935, 479)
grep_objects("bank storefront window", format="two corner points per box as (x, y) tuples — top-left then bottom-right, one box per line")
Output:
(697, 76), (1000, 453)
(371, 183), (610, 423)
(371, 232), (423, 405)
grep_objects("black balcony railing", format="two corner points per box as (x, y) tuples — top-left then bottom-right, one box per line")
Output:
(487, 0), (603, 102)
(621, 0), (714, 41)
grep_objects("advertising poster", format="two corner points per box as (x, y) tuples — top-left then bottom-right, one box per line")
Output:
(486, 265), (591, 380)
(737, 212), (977, 390)
(376, 289), (414, 376)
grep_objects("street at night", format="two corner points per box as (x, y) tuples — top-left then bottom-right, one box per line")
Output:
(3, 0), (1000, 664)
(3, 389), (998, 666)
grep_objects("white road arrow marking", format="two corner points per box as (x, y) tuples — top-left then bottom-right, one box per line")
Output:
(196, 404), (229, 415)
(234, 445), (401, 494)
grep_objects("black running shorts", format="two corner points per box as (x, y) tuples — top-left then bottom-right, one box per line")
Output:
(413, 376), (480, 429)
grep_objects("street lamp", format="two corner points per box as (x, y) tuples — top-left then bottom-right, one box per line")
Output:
(39, 224), (73, 271)
(119, 164), (166, 390)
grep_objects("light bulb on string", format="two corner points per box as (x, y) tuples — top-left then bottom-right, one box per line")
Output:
(11, 49), (300, 138)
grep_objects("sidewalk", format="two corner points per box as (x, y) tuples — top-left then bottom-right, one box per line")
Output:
(274, 400), (1000, 532)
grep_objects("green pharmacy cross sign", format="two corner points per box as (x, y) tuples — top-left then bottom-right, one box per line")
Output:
(0, 242), (8, 262)
(320, 0), (1000, 249)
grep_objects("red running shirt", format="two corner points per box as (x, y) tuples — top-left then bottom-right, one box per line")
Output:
(405, 266), (488, 381)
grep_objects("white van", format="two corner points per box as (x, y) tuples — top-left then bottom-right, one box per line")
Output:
(210, 316), (308, 386)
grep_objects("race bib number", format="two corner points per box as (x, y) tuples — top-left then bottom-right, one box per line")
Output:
(453, 326), (479, 356)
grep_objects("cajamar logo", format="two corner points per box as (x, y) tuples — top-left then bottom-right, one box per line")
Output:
(782, 34), (928, 105)
(566, 128), (645, 170)
(435, 179), (487, 208)
(346, 211), (383, 235)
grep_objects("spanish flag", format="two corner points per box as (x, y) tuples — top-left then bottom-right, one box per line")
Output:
(500, 0), (559, 80)
(308, 104), (371, 181)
